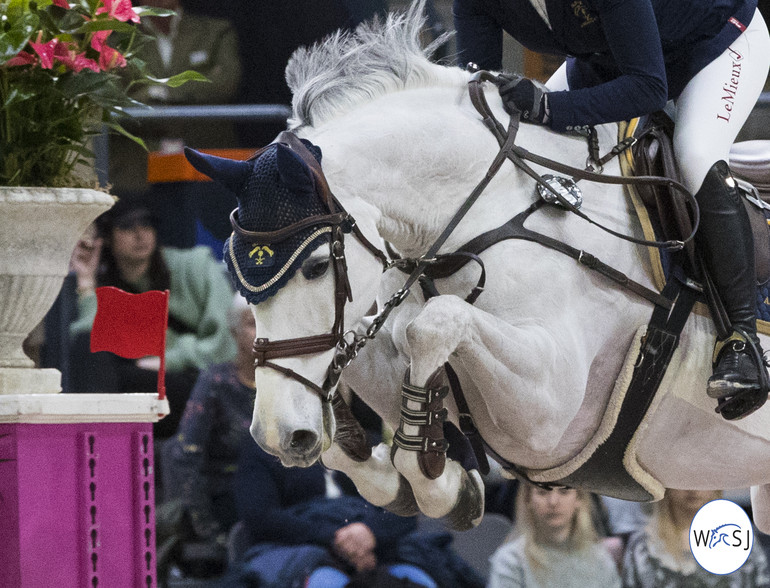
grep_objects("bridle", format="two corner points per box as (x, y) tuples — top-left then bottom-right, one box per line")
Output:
(237, 131), (388, 402)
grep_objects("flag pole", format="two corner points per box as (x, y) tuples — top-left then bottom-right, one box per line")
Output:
(157, 289), (170, 401)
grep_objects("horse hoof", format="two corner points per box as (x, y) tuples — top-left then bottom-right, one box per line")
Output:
(383, 474), (420, 517)
(444, 469), (485, 531)
(331, 392), (373, 462)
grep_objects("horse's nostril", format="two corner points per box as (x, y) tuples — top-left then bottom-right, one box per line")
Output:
(289, 430), (318, 452)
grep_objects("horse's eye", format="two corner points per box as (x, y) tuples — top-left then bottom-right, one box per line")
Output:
(302, 258), (330, 280)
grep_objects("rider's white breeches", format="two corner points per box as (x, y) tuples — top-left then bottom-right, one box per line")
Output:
(674, 9), (770, 193)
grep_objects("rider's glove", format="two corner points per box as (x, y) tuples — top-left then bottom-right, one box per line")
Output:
(498, 74), (550, 125)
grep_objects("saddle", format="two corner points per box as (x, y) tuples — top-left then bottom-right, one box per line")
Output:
(731, 140), (770, 199)
(624, 114), (770, 336)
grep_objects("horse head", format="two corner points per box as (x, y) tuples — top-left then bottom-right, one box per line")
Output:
(186, 137), (385, 467)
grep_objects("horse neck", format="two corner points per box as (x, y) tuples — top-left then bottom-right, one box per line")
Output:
(307, 85), (652, 291)
(308, 85), (533, 255)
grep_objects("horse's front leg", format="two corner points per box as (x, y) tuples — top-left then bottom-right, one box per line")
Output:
(317, 387), (418, 516)
(392, 294), (587, 530)
(321, 441), (419, 517)
(390, 295), (489, 530)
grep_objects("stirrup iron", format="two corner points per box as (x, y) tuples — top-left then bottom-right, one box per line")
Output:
(710, 328), (770, 420)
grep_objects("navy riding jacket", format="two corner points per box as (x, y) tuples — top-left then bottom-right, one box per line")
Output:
(454, 0), (758, 131)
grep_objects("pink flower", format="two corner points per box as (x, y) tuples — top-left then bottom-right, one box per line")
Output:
(91, 31), (127, 70)
(98, 44), (127, 70)
(54, 42), (100, 73)
(51, 0), (70, 7)
(5, 51), (36, 67)
(96, 0), (140, 24)
(29, 32), (58, 69)
(90, 30), (110, 51)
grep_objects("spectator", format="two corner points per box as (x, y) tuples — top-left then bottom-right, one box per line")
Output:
(487, 485), (621, 588)
(222, 436), (480, 588)
(182, 0), (371, 106)
(621, 489), (770, 587)
(67, 197), (236, 439)
(160, 293), (255, 541)
(131, 0), (241, 107)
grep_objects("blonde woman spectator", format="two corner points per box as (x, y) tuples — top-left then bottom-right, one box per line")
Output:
(487, 485), (620, 588)
(622, 489), (770, 587)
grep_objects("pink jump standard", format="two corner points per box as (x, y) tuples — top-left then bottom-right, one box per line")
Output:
(0, 393), (169, 587)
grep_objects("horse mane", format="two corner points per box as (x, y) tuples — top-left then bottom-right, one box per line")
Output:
(286, 1), (456, 129)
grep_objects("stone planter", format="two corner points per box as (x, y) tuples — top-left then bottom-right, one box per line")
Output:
(0, 187), (114, 395)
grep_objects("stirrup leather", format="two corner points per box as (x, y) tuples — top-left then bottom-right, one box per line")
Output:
(392, 367), (449, 479)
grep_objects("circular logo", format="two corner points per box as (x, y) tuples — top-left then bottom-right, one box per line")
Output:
(690, 498), (753, 574)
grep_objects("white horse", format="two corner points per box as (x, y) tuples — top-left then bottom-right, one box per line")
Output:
(187, 3), (770, 532)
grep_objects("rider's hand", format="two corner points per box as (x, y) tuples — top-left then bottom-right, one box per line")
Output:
(498, 74), (550, 125)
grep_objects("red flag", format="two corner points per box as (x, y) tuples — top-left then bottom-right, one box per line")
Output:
(91, 286), (169, 399)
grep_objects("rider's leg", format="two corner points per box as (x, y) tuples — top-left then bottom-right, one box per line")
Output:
(673, 9), (770, 415)
(675, 9), (770, 191)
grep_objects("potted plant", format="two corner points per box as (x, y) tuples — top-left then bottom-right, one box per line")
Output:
(0, 0), (204, 393)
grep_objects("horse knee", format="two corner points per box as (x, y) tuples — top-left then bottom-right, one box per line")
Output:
(406, 296), (469, 376)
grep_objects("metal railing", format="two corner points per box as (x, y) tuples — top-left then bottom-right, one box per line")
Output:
(96, 104), (292, 186)
(96, 94), (770, 185)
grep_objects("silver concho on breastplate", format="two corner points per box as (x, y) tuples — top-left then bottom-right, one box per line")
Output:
(536, 174), (583, 209)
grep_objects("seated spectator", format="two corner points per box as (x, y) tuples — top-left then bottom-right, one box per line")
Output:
(621, 489), (770, 587)
(222, 436), (482, 588)
(67, 197), (236, 439)
(155, 294), (254, 581)
(160, 294), (254, 537)
(487, 485), (621, 588)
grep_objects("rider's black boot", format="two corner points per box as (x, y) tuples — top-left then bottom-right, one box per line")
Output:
(695, 161), (768, 419)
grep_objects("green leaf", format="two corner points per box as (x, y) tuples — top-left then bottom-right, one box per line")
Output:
(0, 86), (37, 108)
(0, 11), (37, 63)
(52, 6), (93, 34)
(104, 120), (147, 151)
(147, 70), (209, 88)
(131, 6), (176, 18)
(78, 19), (138, 34)
(55, 69), (115, 97)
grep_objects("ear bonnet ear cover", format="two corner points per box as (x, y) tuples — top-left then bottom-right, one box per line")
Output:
(184, 141), (329, 304)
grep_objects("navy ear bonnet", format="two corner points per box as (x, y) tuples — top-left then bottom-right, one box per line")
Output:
(184, 140), (330, 304)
